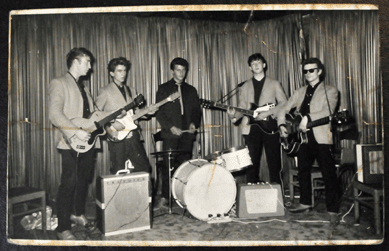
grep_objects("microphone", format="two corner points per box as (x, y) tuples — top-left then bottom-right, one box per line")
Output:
(237, 81), (246, 87)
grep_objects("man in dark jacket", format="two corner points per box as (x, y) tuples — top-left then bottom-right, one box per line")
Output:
(155, 57), (202, 210)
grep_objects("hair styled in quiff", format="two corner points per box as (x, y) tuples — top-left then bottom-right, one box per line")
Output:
(66, 47), (94, 69)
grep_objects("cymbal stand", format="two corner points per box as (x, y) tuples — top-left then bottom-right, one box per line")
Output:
(168, 151), (173, 214)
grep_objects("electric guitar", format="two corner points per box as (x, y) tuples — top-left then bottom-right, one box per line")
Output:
(106, 92), (181, 142)
(200, 99), (278, 134)
(280, 111), (348, 156)
(65, 94), (144, 153)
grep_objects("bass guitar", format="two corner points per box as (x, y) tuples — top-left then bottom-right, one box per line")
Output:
(200, 99), (278, 134)
(280, 111), (348, 156)
(107, 92), (181, 142)
(65, 94), (144, 153)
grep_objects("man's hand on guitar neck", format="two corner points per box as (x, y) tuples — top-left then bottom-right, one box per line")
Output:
(146, 104), (158, 115)
(227, 107), (238, 123)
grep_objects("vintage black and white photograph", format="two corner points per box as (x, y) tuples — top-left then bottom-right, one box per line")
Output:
(5, 2), (384, 247)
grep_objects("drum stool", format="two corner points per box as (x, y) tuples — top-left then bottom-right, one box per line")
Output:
(8, 187), (46, 236)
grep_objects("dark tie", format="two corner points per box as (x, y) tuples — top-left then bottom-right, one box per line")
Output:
(77, 82), (91, 118)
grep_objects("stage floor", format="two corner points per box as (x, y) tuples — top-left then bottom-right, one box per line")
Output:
(7, 196), (384, 246)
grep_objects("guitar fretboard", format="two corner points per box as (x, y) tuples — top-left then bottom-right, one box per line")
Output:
(132, 97), (176, 121)
(207, 102), (254, 116)
(307, 116), (331, 128)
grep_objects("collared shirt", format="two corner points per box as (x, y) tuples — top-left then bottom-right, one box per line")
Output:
(299, 82), (321, 116)
(253, 76), (266, 105)
(68, 72), (91, 118)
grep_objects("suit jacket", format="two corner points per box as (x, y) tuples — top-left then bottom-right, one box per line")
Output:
(95, 82), (137, 139)
(237, 77), (287, 135)
(48, 73), (99, 149)
(156, 79), (202, 139)
(277, 82), (338, 144)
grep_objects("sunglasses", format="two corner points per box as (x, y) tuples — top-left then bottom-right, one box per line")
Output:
(303, 68), (318, 74)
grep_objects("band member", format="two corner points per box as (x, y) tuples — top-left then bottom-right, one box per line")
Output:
(155, 57), (202, 210)
(277, 58), (340, 224)
(227, 53), (287, 184)
(95, 57), (157, 175)
(48, 48), (97, 240)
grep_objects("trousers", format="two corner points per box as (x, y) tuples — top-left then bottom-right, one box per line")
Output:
(56, 149), (95, 232)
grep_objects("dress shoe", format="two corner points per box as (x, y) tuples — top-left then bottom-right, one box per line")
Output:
(57, 230), (76, 240)
(153, 197), (168, 211)
(329, 212), (340, 226)
(289, 203), (312, 213)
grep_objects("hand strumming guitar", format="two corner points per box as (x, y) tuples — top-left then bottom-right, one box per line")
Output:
(73, 129), (91, 142)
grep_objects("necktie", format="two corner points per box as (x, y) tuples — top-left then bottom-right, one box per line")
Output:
(177, 83), (184, 115)
(77, 82), (91, 118)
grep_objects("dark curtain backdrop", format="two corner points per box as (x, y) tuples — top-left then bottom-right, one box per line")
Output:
(8, 11), (380, 199)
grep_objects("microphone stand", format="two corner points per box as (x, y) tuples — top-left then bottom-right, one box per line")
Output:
(216, 81), (245, 103)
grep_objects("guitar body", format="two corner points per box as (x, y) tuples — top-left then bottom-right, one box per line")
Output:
(66, 111), (109, 153)
(106, 111), (138, 142)
(106, 92), (181, 142)
(200, 99), (278, 134)
(245, 103), (279, 134)
(280, 113), (310, 156)
(65, 95), (145, 153)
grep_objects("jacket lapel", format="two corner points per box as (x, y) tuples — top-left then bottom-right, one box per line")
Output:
(109, 82), (128, 107)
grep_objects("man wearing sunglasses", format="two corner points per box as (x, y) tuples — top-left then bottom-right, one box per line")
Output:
(277, 58), (341, 225)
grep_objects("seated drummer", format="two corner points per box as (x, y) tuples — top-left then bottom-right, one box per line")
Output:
(227, 53), (287, 184)
(154, 57), (202, 210)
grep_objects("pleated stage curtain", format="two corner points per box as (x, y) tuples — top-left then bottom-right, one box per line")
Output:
(9, 11), (380, 199)
(304, 10), (381, 145)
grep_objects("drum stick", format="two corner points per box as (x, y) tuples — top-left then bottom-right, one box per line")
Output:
(181, 128), (199, 133)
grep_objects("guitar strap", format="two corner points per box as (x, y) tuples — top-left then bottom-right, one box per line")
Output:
(323, 83), (334, 131)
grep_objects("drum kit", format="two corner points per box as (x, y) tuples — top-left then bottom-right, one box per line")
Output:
(151, 145), (252, 222)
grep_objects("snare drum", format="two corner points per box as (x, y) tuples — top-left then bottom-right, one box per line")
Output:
(218, 146), (252, 172)
(171, 159), (236, 221)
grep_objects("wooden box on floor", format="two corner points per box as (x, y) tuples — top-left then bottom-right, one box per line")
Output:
(236, 183), (284, 218)
(96, 172), (151, 236)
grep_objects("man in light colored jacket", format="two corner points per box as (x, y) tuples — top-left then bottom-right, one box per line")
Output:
(278, 58), (340, 225)
(48, 48), (97, 240)
(228, 53), (287, 184)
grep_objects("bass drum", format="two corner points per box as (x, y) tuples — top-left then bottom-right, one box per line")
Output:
(172, 159), (236, 221)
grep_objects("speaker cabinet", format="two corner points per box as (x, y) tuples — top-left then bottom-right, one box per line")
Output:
(96, 172), (151, 236)
(236, 183), (284, 218)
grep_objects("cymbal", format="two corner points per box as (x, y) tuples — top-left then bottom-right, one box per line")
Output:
(150, 150), (191, 156)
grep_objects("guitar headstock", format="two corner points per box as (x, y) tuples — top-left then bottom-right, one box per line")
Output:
(134, 94), (145, 107)
(167, 92), (180, 101)
(199, 99), (213, 108)
(333, 110), (350, 124)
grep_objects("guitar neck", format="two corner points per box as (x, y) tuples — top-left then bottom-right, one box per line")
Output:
(307, 116), (331, 129)
(97, 101), (139, 127)
(209, 102), (254, 116)
(131, 97), (173, 121)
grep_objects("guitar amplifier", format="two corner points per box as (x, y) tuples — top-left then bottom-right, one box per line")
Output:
(356, 144), (384, 184)
(236, 183), (284, 218)
(96, 172), (151, 236)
